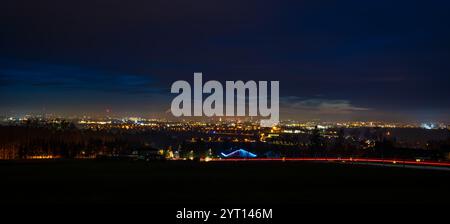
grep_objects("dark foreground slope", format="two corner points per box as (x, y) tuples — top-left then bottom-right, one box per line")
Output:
(1, 160), (449, 204)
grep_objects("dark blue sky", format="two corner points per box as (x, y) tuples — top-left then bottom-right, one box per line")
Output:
(1, 0), (450, 122)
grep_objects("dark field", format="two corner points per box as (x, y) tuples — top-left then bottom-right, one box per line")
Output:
(1, 160), (450, 204)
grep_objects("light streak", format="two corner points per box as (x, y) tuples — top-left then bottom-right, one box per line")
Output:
(210, 157), (450, 167)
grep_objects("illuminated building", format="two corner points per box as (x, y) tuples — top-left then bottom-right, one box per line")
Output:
(220, 149), (257, 158)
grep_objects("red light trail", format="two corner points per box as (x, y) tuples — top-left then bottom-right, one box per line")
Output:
(209, 157), (450, 167)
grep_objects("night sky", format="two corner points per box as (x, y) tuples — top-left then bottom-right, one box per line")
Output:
(1, 0), (450, 122)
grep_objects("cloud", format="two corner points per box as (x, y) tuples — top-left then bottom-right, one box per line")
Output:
(281, 96), (370, 115)
(0, 76), (13, 87)
(0, 60), (162, 94)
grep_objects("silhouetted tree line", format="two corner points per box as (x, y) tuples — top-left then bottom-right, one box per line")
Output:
(262, 127), (450, 160)
(1, 122), (449, 160)
(0, 122), (175, 159)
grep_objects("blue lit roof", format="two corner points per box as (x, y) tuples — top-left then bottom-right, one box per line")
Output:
(220, 149), (257, 158)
